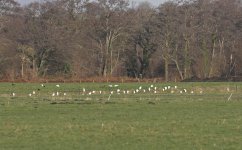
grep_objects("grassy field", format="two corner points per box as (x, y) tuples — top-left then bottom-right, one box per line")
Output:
(0, 82), (242, 149)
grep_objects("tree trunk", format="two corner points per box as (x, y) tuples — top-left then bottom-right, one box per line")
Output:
(32, 59), (38, 78)
(21, 61), (24, 79)
(172, 58), (184, 80)
(183, 38), (190, 79)
(209, 38), (216, 78)
(164, 57), (169, 82)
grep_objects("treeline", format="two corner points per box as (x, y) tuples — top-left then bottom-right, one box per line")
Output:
(1, 0), (242, 81)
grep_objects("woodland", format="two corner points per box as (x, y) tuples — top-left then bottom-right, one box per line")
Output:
(1, 0), (242, 81)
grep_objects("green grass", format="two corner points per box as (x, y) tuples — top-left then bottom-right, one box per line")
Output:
(0, 82), (242, 149)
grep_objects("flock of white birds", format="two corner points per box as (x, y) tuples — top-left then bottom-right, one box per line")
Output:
(8, 83), (218, 98)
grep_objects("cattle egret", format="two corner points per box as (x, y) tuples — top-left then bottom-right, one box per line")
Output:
(180, 91), (183, 94)
(164, 87), (167, 90)
(63, 93), (67, 96)
(41, 84), (44, 87)
(171, 90), (174, 94)
(151, 85), (154, 88)
(143, 89), (146, 93)
(108, 85), (113, 87)
(111, 91), (114, 94)
(174, 86), (178, 89)
(56, 92), (59, 96)
(139, 86), (142, 90)
(184, 89), (187, 93)
(56, 84), (60, 87)
(154, 91), (157, 94)
(154, 87), (157, 90)
(29, 93), (32, 97)
(148, 88), (151, 91)
(114, 85), (119, 87)
(127, 91), (130, 94)
(136, 89), (139, 93)
(117, 89), (120, 93)
(32, 91), (36, 94)
(191, 91), (194, 94)
(227, 88), (230, 92)
(92, 91), (96, 94)
(168, 86), (171, 89)
(52, 93), (55, 96)
(162, 89), (165, 92)
(99, 91), (102, 94)
(123, 91), (126, 94)
(83, 88), (86, 92)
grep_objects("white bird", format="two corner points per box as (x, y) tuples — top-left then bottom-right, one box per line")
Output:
(143, 89), (146, 93)
(127, 90), (130, 94)
(56, 84), (60, 88)
(117, 89), (120, 93)
(151, 85), (154, 88)
(191, 91), (194, 94)
(29, 93), (32, 97)
(171, 90), (174, 94)
(168, 86), (171, 89)
(83, 88), (86, 92)
(162, 89), (165, 92)
(133, 91), (136, 94)
(63, 93), (67, 96)
(184, 89), (187, 93)
(41, 84), (44, 87)
(12, 93), (16, 97)
(56, 92), (59, 96)
(148, 88), (151, 91)
(32, 91), (36, 94)
(99, 91), (102, 94)
(88, 92), (92, 95)
(108, 85), (113, 87)
(200, 91), (203, 94)
(227, 88), (230, 92)
(164, 87), (167, 90)
(180, 91), (183, 94)
(154, 91), (157, 94)
(174, 86), (178, 89)
(52, 93), (55, 96)
(110, 91), (114, 94)
(139, 86), (142, 90)
(136, 89), (139, 93)
(114, 85), (119, 87)
(154, 87), (157, 90)
(92, 91), (96, 94)
(123, 91), (126, 94)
